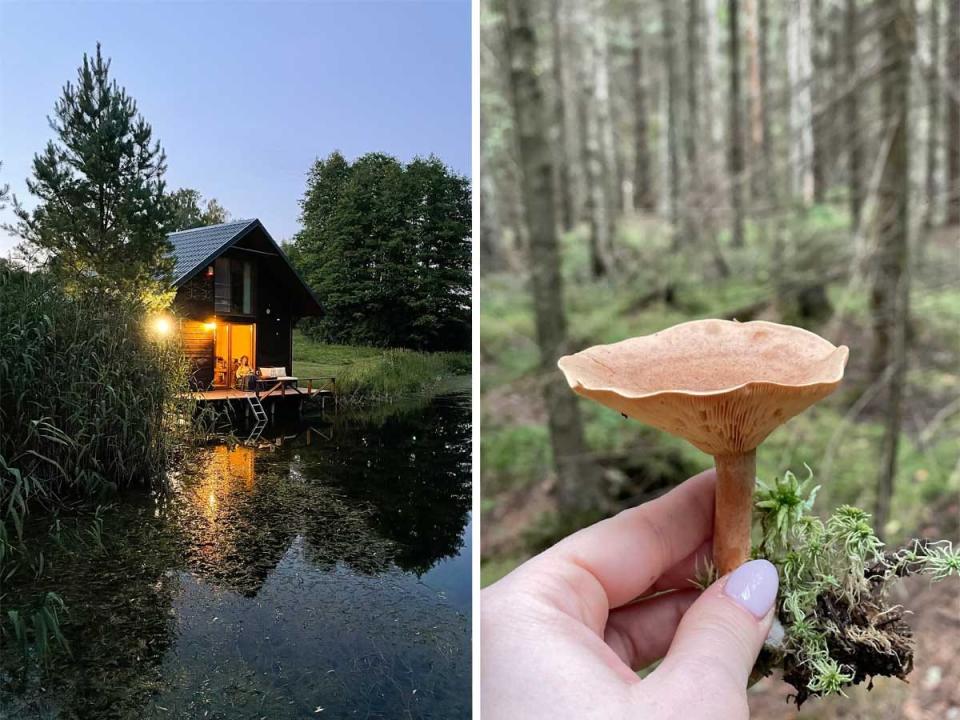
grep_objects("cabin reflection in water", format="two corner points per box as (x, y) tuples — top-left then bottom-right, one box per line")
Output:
(190, 444), (256, 522)
(172, 401), (470, 600)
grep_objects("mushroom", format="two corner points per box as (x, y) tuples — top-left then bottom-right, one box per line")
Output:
(557, 319), (848, 576)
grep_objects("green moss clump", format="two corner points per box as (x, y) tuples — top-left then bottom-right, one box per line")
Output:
(746, 468), (959, 705)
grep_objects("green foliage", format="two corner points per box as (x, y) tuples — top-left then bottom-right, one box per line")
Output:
(4, 44), (173, 300)
(292, 331), (468, 405)
(291, 152), (471, 351)
(167, 187), (229, 231)
(918, 542), (960, 581)
(482, 425), (550, 493)
(806, 656), (855, 697)
(755, 467), (820, 548)
(0, 268), (193, 585)
(752, 468), (958, 703)
(6, 592), (70, 668)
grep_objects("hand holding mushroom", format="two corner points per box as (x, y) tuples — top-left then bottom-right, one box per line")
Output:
(558, 319), (848, 576)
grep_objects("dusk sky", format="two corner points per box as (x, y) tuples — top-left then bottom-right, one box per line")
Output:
(0, 0), (471, 255)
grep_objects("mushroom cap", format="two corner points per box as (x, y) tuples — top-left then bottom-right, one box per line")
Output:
(558, 319), (848, 456)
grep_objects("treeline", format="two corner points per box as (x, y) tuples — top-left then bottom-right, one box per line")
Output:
(289, 152), (472, 353)
(483, 0), (959, 274)
(1, 43), (471, 353)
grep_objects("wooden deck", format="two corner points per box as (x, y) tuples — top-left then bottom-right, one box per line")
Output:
(190, 387), (331, 402)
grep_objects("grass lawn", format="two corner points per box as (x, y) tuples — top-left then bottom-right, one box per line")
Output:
(292, 331), (470, 404)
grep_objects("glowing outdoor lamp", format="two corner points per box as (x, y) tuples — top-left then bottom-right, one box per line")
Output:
(151, 315), (173, 337)
(204, 320), (217, 331)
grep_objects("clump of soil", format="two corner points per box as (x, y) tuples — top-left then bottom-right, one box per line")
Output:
(782, 586), (914, 706)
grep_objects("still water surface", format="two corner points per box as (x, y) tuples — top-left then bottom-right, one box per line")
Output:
(1, 394), (471, 719)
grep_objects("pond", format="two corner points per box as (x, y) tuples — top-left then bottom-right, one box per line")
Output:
(1, 393), (471, 719)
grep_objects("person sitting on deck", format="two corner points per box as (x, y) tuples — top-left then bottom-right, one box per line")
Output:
(235, 355), (255, 390)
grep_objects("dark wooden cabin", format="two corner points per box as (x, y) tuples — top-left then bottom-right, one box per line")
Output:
(168, 219), (321, 390)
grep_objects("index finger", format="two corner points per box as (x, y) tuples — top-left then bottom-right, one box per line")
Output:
(524, 468), (716, 614)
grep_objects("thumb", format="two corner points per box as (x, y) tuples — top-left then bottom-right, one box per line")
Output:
(647, 559), (778, 711)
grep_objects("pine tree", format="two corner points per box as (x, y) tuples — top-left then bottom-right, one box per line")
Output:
(7, 44), (173, 300)
(872, 0), (913, 534)
(501, 0), (603, 512)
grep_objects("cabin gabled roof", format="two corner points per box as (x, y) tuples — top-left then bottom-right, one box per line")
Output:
(168, 218), (259, 285)
(167, 218), (321, 316)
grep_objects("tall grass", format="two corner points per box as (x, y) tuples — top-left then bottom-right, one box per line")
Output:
(334, 349), (470, 403)
(293, 333), (470, 404)
(0, 268), (193, 664)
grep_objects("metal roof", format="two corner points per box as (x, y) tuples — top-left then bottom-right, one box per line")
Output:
(166, 218), (322, 316)
(167, 218), (258, 286)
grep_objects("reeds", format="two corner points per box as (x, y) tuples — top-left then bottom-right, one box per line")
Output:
(0, 268), (194, 663)
(333, 349), (469, 404)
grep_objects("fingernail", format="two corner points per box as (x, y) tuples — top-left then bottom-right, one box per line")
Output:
(723, 559), (779, 619)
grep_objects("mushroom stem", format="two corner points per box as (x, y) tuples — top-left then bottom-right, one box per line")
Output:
(713, 449), (757, 576)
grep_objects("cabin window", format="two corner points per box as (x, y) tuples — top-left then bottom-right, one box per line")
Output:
(214, 258), (255, 315)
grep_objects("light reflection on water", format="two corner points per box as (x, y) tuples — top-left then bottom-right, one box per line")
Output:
(1, 394), (471, 720)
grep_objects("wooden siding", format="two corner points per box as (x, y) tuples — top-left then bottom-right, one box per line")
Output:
(174, 272), (215, 389)
(181, 318), (214, 389)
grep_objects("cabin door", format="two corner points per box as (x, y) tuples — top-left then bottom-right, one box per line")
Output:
(213, 322), (256, 388)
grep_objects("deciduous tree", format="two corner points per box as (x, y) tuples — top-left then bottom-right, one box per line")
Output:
(292, 152), (470, 351)
(168, 188), (229, 231)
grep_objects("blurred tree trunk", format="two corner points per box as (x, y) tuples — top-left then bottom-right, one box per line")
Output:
(551, 0), (575, 232)
(728, 0), (746, 247)
(704, 0), (725, 150)
(576, 0), (611, 278)
(947, 0), (960, 226)
(632, 7), (655, 212)
(827, 5), (842, 190)
(480, 169), (505, 274)
(758, 0), (773, 198)
(845, 0), (863, 229)
(685, 0), (702, 246)
(923, 0), (940, 231)
(502, 0), (603, 512)
(662, 0), (682, 244)
(872, 0), (913, 535)
(745, 0), (764, 201)
(591, 0), (620, 241)
(789, 0), (815, 204)
(810, 0), (827, 203)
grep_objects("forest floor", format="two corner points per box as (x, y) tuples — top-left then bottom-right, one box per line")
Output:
(480, 213), (959, 714)
(292, 331), (470, 404)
